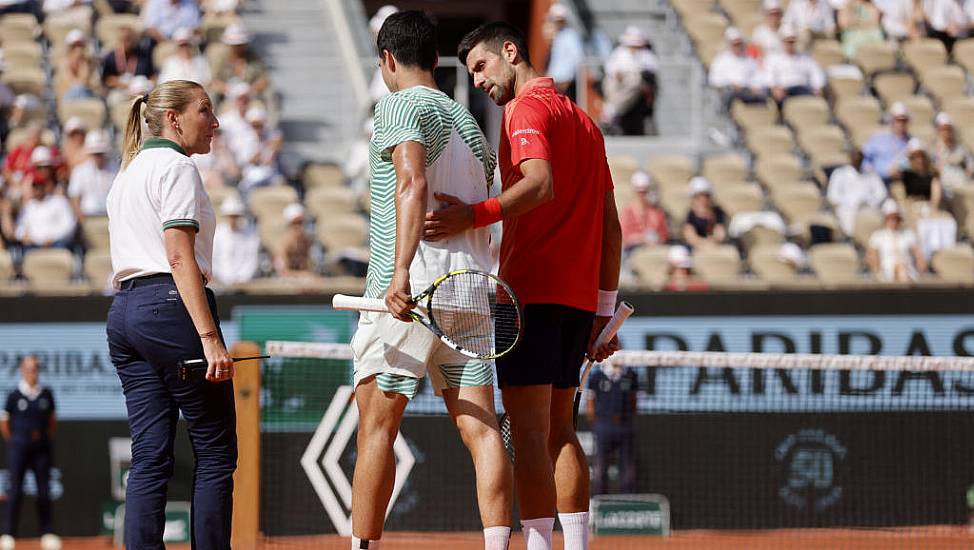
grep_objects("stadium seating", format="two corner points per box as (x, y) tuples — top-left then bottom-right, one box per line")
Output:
(627, 245), (671, 288)
(81, 217), (111, 251)
(692, 244), (742, 284)
(701, 153), (749, 186)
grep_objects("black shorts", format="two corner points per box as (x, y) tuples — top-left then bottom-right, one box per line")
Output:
(496, 304), (595, 389)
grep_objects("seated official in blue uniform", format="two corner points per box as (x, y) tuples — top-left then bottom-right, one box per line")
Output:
(0, 355), (60, 550)
(585, 363), (639, 496)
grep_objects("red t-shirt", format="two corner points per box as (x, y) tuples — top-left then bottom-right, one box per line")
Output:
(498, 77), (613, 312)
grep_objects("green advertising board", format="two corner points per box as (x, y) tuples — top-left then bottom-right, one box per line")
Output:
(236, 306), (356, 429)
(591, 494), (670, 536)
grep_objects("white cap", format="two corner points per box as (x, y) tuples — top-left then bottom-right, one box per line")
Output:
(547, 3), (570, 20)
(763, 0), (782, 12)
(127, 75), (152, 96)
(777, 242), (806, 267)
(212, 0), (238, 12)
(222, 23), (251, 45)
(881, 198), (900, 217)
(668, 245), (693, 269)
(30, 146), (54, 166)
(65, 28), (86, 46)
(889, 101), (910, 119)
(84, 129), (111, 154)
(630, 170), (652, 190)
(725, 27), (744, 44)
(906, 137), (925, 154)
(935, 112), (952, 127)
(369, 5), (400, 34)
(688, 176), (713, 196)
(64, 116), (87, 134)
(228, 81), (251, 99)
(619, 26), (648, 47)
(172, 27), (194, 44)
(283, 203), (306, 223)
(778, 23), (798, 40)
(245, 105), (267, 123)
(14, 94), (39, 110)
(220, 195), (246, 216)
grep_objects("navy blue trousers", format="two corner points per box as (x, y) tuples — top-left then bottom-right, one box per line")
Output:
(3, 440), (52, 536)
(107, 279), (237, 550)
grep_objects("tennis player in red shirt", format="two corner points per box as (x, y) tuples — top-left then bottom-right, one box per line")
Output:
(424, 22), (623, 550)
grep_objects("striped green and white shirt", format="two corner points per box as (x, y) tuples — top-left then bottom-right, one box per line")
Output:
(365, 86), (497, 299)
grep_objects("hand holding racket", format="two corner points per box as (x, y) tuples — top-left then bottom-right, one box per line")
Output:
(333, 269), (522, 361)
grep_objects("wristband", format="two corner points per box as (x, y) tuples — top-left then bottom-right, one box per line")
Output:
(472, 197), (502, 228)
(597, 289), (617, 316)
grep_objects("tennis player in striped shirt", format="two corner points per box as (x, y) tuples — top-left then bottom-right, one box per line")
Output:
(348, 11), (513, 550)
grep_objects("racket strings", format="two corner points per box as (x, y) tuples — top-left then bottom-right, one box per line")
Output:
(430, 272), (520, 357)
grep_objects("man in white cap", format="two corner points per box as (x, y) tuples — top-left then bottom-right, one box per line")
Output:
(274, 203), (316, 278)
(545, 2), (585, 100)
(862, 101), (912, 183)
(932, 112), (972, 190)
(238, 105), (284, 192)
(143, 0), (201, 43)
(15, 147), (76, 250)
(866, 198), (926, 282)
(601, 26), (658, 135)
(219, 82), (259, 165)
(827, 148), (887, 235)
(751, 0), (785, 57)
(157, 26), (211, 86)
(58, 28), (96, 100)
(682, 177), (727, 248)
(212, 23), (268, 98)
(211, 196), (259, 286)
(763, 24), (825, 106)
(619, 171), (668, 252)
(709, 27), (766, 109)
(663, 244), (707, 291)
(67, 130), (117, 220)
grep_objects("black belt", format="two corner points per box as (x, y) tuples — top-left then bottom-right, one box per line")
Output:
(120, 273), (175, 290)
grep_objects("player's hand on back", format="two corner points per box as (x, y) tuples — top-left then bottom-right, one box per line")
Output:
(424, 193), (474, 241)
(587, 315), (621, 363)
(385, 269), (415, 322)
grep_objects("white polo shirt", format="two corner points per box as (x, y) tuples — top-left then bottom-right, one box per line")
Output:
(106, 138), (216, 289)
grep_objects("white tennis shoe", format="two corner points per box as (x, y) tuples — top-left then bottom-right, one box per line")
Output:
(0, 534), (14, 550)
(40, 534), (61, 550)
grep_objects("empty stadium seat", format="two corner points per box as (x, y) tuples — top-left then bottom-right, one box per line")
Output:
(852, 209), (884, 248)
(692, 244), (741, 284)
(782, 96), (830, 129)
(810, 39), (845, 69)
(797, 125), (846, 162)
(0, 14), (39, 43)
(22, 248), (85, 295)
(82, 216), (110, 251)
(627, 245), (670, 288)
(316, 214), (368, 251)
(772, 183), (823, 223)
(0, 249), (14, 282)
(731, 101), (777, 133)
(828, 74), (863, 103)
(714, 182), (764, 216)
(701, 153), (749, 186)
(745, 125), (796, 158)
(3, 42), (43, 70)
(902, 39), (948, 74)
(83, 249), (113, 292)
(873, 73), (916, 106)
(719, 0), (763, 26)
(3, 67), (45, 95)
(303, 163), (345, 191)
(647, 155), (694, 188)
(809, 243), (862, 286)
(659, 185), (691, 219)
(58, 98), (107, 129)
(836, 96), (882, 132)
(248, 186), (299, 221)
(953, 38), (974, 75)
(5, 128), (56, 151)
(748, 243), (799, 283)
(305, 186), (359, 219)
(755, 155), (804, 189)
(943, 97), (974, 128)
(901, 95), (935, 125)
(96, 14), (141, 48)
(919, 65), (967, 106)
(854, 42), (896, 75)
(931, 244), (974, 284)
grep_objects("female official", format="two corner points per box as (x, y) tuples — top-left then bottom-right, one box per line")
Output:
(105, 79), (235, 550)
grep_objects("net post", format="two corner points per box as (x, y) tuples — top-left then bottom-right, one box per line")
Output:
(231, 340), (262, 550)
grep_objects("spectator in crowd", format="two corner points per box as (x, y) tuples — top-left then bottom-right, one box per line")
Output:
(202, 0), (238, 16)
(211, 23), (269, 99)
(368, 4), (399, 103)
(663, 244), (708, 291)
(863, 101), (911, 183)
(219, 82), (255, 158)
(2, 124), (57, 203)
(923, 0), (967, 52)
(193, 127), (240, 190)
(57, 28), (97, 100)
(585, 362), (638, 496)
(158, 27), (212, 86)
(59, 116), (88, 173)
(839, 0), (885, 59)
(600, 26), (658, 135)
(752, 0), (785, 58)
(343, 117), (373, 195)
(827, 148), (888, 235)
(683, 177), (727, 248)
(274, 203), (315, 278)
(709, 27), (767, 109)
(15, 147), (76, 250)
(0, 58), (15, 144)
(0, 356), (60, 550)
(238, 105), (284, 192)
(776, 241), (809, 274)
(101, 25), (155, 106)
(142, 0), (201, 43)
(877, 0), (923, 42)
(7, 94), (43, 134)
(212, 196), (259, 286)
(891, 138), (943, 211)
(67, 130), (116, 220)
(544, 3), (585, 100)
(619, 171), (668, 253)
(932, 112), (972, 193)
(764, 25), (826, 106)
(867, 198), (927, 281)
(783, 0), (836, 42)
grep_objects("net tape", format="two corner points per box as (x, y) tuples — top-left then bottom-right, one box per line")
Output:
(264, 341), (974, 372)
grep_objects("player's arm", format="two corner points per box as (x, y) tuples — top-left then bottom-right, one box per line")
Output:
(386, 141), (428, 321)
(589, 191), (623, 362)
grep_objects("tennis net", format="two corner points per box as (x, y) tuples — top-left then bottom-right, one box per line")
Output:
(254, 341), (974, 549)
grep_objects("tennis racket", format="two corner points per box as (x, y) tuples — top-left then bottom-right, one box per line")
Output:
(332, 269), (522, 361)
(499, 301), (634, 462)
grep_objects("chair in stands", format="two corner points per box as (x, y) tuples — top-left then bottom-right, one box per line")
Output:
(873, 73), (917, 107)
(808, 243), (863, 286)
(714, 182), (764, 217)
(952, 38), (974, 75)
(919, 65), (967, 107)
(305, 186), (359, 220)
(248, 186), (299, 222)
(84, 249), (113, 293)
(692, 244), (742, 285)
(748, 243), (799, 284)
(82, 216), (111, 251)
(782, 96), (830, 129)
(745, 126), (796, 159)
(853, 41), (896, 76)
(58, 99), (107, 131)
(731, 100), (777, 134)
(810, 39), (845, 70)
(902, 39), (948, 75)
(900, 95), (935, 126)
(835, 96), (882, 134)
(702, 153), (749, 186)
(303, 163), (345, 191)
(931, 244), (974, 285)
(3, 67), (45, 96)
(627, 245), (670, 289)
(828, 74), (863, 103)
(22, 248), (85, 295)
(851, 209), (884, 248)
(647, 155), (695, 189)
(771, 182), (823, 224)
(755, 155), (804, 191)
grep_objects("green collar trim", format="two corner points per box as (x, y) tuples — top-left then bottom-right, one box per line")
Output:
(141, 138), (188, 157)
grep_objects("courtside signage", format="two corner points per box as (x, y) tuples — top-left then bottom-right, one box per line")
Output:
(591, 494), (670, 536)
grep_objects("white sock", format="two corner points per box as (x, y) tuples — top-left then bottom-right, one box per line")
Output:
(351, 536), (380, 549)
(483, 525), (511, 550)
(559, 511), (590, 550)
(520, 517), (554, 550)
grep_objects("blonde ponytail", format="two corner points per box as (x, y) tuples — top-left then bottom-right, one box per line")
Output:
(121, 94), (146, 169)
(120, 80), (204, 169)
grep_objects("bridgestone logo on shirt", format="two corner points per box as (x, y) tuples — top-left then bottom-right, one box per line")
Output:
(511, 128), (541, 137)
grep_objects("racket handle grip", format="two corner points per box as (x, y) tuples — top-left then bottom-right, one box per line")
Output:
(592, 301), (635, 350)
(332, 294), (389, 313)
